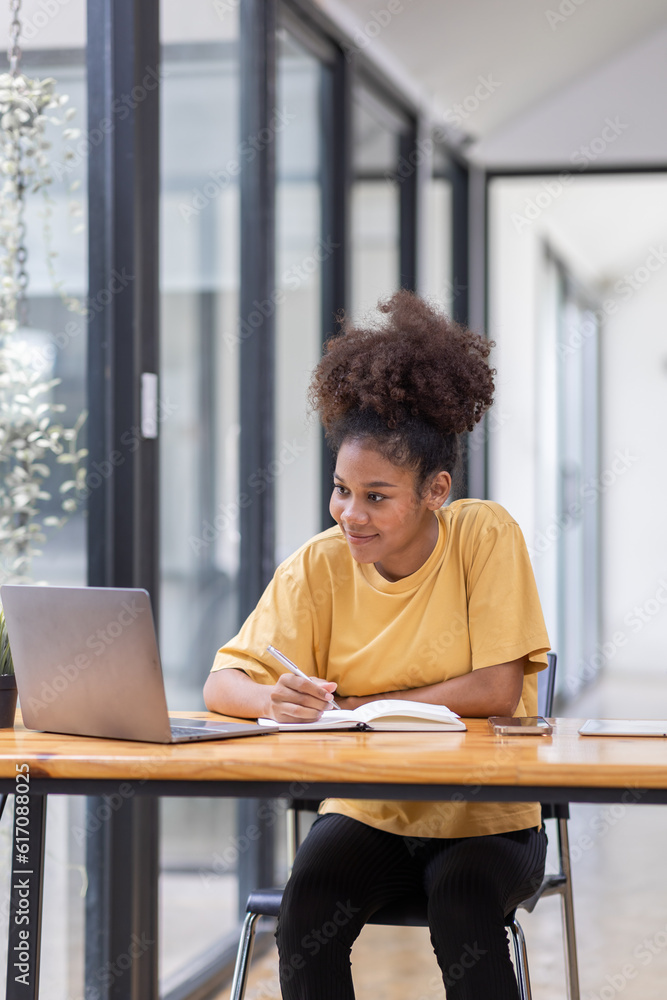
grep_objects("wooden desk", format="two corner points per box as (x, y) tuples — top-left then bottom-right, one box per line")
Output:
(2, 715), (667, 800)
(2, 716), (667, 1000)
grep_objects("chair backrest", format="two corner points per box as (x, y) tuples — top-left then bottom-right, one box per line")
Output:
(537, 651), (557, 717)
(537, 653), (567, 821)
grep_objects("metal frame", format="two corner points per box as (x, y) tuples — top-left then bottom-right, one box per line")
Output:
(86, 2), (161, 999)
(398, 118), (419, 291)
(237, 0), (280, 920)
(465, 164), (489, 498)
(318, 40), (351, 529)
(238, 0), (278, 623)
(228, 898), (541, 1000)
(431, 143), (471, 497)
(2, 779), (665, 804)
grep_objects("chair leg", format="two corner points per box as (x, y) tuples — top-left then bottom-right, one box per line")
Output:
(509, 917), (533, 1000)
(229, 910), (261, 1000)
(557, 817), (581, 1000)
(286, 807), (297, 875)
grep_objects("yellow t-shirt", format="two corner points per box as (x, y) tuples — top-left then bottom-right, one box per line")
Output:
(211, 499), (550, 838)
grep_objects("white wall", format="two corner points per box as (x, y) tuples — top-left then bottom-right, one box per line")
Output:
(488, 179), (559, 644)
(489, 174), (667, 685)
(601, 263), (667, 671)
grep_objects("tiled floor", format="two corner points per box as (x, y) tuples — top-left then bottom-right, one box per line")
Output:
(215, 669), (667, 999)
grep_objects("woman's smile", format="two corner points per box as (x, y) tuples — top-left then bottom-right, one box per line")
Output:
(344, 530), (378, 546)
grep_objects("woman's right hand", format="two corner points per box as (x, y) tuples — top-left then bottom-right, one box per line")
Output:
(268, 673), (338, 723)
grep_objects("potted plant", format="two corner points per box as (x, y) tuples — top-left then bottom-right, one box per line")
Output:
(0, 606), (17, 727)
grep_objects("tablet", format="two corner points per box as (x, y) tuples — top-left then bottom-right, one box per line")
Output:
(579, 719), (667, 737)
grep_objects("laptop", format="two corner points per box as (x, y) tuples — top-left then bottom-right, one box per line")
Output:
(1, 585), (278, 743)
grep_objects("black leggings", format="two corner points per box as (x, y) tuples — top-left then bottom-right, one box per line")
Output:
(275, 813), (547, 999)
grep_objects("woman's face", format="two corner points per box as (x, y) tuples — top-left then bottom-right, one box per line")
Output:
(329, 439), (451, 581)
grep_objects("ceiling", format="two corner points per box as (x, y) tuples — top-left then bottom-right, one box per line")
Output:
(321, 0), (667, 167)
(492, 173), (667, 285)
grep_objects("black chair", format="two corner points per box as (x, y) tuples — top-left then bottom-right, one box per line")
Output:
(229, 652), (580, 1000)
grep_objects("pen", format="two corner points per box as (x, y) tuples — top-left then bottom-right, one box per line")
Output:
(267, 644), (341, 710)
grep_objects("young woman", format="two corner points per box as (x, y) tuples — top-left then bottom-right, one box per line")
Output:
(204, 291), (550, 999)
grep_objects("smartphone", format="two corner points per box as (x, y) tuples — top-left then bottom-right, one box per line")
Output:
(488, 716), (553, 736)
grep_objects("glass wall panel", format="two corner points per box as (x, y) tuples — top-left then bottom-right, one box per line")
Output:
(274, 29), (323, 563)
(350, 86), (402, 318)
(0, 7), (88, 997)
(557, 279), (600, 699)
(422, 142), (453, 314)
(159, 3), (241, 985)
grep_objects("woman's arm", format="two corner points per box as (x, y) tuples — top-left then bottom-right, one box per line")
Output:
(335, 657), (527, 718)
(203, 666), (338, 723)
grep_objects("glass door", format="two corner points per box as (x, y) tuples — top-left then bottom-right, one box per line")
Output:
(158, 2), (242, 986)
(274, 27), (327, 563)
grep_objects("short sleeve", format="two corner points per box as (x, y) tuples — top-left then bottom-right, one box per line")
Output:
(210, 566), (321, 684)
(466, 516), (550, 673)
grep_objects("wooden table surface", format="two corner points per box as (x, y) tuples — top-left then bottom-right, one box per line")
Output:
(1, 715), (667, 789)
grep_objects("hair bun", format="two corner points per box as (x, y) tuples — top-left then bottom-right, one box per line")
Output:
(309, 290), (495, 436)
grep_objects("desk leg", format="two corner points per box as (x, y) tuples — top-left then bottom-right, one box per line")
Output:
(5, 794), (47, 1000)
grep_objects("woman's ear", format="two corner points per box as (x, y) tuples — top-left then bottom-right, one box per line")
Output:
(425, 471), (452, 509)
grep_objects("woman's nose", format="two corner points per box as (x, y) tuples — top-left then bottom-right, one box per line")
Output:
(342, 501), (369, 527)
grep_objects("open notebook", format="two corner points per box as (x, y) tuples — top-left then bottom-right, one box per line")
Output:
(258, 698), (466, 732)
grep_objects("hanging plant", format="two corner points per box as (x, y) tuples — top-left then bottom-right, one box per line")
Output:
(0, 2), (87, 584)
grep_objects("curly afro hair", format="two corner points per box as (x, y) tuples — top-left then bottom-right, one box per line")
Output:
(308, 290), (495, 493)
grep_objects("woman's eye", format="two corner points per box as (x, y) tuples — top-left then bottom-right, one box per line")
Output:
(334, 485), (347, 495)
(368, 493), (385, 503)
